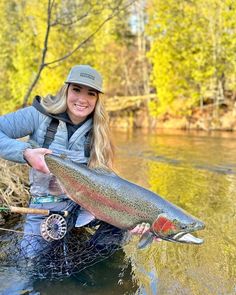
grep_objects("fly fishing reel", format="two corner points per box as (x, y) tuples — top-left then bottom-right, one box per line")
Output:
(40, 214), (67, 242)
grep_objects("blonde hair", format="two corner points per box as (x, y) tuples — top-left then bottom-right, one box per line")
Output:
(41, 84), (68, 114)
(41, 84), (115, 170)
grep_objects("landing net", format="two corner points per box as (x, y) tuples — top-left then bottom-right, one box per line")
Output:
(0, 218), (125, 280)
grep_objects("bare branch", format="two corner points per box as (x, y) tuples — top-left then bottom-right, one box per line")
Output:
(51, 1), (104, 27)
(22, 0), (54, 107)
(22, 0), (136, 107)
(51, 10), (90, 27)
(45, 0), (136, 66)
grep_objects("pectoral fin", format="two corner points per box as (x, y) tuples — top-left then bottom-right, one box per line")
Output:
(137, 230), (154, 249)
(75, 209), (96, 227)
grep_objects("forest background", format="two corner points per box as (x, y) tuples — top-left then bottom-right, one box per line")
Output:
(1, 0), (236, 131)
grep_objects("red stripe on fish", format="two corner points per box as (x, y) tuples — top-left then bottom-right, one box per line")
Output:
(62, 175), (148, 220)
(62, 184), (128, 228)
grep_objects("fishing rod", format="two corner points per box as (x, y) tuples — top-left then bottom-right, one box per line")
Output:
(0, 205), (69, 242)
(0, 205), (69, 217)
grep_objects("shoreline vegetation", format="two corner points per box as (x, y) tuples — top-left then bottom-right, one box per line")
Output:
(0, 161), (29, 227)
(154, 107), (236, 132)
(108, 99), (236, 132)
(1, 1), (236, 123)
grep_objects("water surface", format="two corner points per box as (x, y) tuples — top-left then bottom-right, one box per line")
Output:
(115, 129), (236, 295)
(0, 129), (235, 294)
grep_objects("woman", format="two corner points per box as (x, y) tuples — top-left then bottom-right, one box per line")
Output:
(0, 65), (147, 259)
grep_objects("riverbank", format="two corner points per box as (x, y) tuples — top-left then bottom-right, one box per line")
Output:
(0, 160), (29, 225)
(109, 104), (236, 132)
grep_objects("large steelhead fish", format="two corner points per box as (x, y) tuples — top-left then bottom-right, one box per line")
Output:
(45, 154), (205, 247)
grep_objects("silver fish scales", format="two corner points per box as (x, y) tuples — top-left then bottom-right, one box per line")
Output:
(45, 154), (205, 247)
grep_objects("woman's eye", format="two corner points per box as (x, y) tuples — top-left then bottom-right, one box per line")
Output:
(88, 92), (96, 96)
(73, 87), (80, 92)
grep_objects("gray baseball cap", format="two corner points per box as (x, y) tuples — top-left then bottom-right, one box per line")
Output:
(65, 65), (103, 93)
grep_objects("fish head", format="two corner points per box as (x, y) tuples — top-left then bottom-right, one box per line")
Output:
(151, 213), (205, 244)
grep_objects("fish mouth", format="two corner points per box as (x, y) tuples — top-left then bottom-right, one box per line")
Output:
(169, 220), (205, 244)
(169, 232), (204, 244)
(152, 217), (205, 245)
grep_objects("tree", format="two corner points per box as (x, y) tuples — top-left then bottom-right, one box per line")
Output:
(146, 0), (236, 116)
(22, 0), (136, 107)
(0, 0), (136, 113)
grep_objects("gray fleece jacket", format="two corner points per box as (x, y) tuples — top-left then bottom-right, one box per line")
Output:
(0, 98), (93, 197)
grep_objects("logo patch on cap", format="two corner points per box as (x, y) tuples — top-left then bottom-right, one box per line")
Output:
(80, 73), (95, 80)
(65, 65), (103, 92)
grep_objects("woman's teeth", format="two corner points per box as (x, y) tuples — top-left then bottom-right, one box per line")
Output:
(74, 104), (87, 109)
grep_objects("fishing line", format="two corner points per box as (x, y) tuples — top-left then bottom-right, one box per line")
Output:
(0, 227), (39, 236)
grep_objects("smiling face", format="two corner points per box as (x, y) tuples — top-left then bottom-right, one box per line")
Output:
(66, 83), (98, 124)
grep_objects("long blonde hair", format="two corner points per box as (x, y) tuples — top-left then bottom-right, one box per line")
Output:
(41, 84), (114, 170)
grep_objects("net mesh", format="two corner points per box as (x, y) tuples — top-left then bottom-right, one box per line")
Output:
(0, 218), (126, 280)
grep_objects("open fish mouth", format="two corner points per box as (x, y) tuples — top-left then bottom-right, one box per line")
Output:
(170, 232), (204, 244)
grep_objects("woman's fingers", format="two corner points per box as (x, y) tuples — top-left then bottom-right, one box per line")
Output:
(130, 222), (150, 235)
(130, 223), (162, 243)
(23, 148), (52, 173)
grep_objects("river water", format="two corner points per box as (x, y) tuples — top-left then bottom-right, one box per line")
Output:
(0, 129), (235, 294)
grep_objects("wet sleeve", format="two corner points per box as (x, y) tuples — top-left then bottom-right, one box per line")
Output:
(0, 107), (40, 163)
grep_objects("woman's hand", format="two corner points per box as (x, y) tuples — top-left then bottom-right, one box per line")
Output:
(23, 148), (52, 174)
(130, 222), (162, 242)
(130, 222), (151, 235)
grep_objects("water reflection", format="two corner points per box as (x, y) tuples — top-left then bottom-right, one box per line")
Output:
(1, 129), (236, 294)
(0, 250), (137, 295)
(114, 129), (236, 295)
